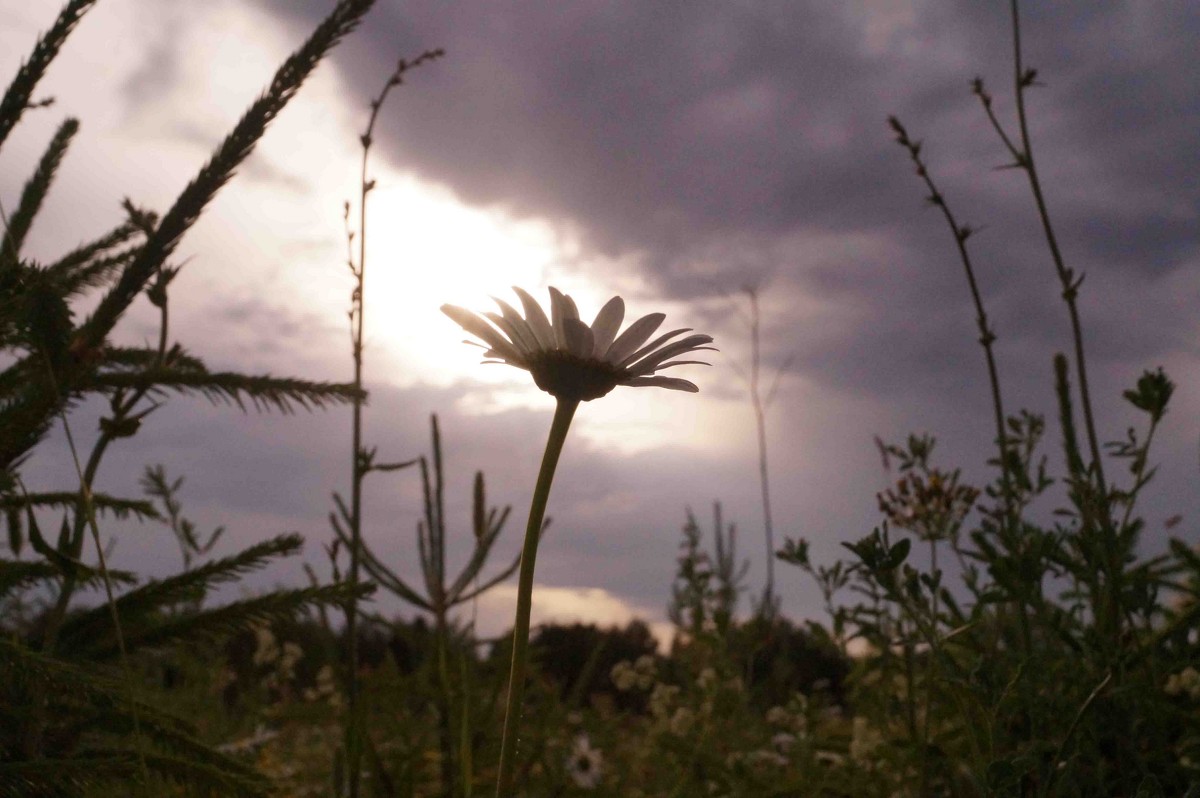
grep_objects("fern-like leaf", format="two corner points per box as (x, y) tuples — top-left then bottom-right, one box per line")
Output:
(76, 0), (377, 352)
(81, 581), (374, 660)
(100, 345), (207, 374)
(0, 0), (98, 153)
(0, 490), (158, 520)
(0, 0), (378, 471)
(56, 533), (303, 650)
(43, 218), (142, 278)
(2, 118), (79, 267)
(90, 367), (365, 413)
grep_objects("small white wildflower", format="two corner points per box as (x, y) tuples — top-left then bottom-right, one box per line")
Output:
(565, 734), (603, 790)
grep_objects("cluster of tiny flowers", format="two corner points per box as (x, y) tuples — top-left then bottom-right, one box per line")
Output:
(765, 692), (810, 739)
(247, 624), (302, 696)
(1165, 666), (1200, 700)
(610, 654), (658, 692)
(877, 469), (979, 541)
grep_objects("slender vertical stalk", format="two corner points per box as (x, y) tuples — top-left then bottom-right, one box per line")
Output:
(748, 291), (776, 615)
(341, 50), (442, 794)
(1007, 0), (1106, 498)
(734, 287), (779, 617)
(343, 87), (371, 798)
(496, 398), (578, 797)
(887, 117), (1013, 518)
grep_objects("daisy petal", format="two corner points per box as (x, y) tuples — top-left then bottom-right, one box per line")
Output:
(491, 297), (539, 352)
(512, 286), (555, 349)
(624, 376), (700, 392)
(481, 352), (525, 368)
(626, 335), (715, 376)
(618, 328), (691, 368)
(442, 305), (524, 363)
(561, 292), (580, 321)
(484, 311), (535, 361)
(549, 286), (571, 350)
(652, 360), (712, 370)
(604, 312), (666, 364)
(563, 318), (594, 358)
(590, 296), (625, 357)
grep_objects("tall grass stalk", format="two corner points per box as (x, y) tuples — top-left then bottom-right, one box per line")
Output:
(728, 285), (791, 618)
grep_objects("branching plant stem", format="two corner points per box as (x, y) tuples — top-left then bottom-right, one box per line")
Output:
(342, 48), (442, 798)
(974, 0), (1107, 502)
(886, 117), (1014, 519)
(728, 286), (790, 617)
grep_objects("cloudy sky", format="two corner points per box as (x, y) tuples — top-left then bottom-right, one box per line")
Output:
(3, 0), (1197, 644)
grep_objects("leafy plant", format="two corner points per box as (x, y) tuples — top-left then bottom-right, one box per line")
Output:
(0, 0), (378, 794)
(779, 2), (1200, 795)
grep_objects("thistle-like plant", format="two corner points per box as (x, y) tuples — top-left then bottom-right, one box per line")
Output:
(668, 502), (749, 644)
(332, 414), (517, 796)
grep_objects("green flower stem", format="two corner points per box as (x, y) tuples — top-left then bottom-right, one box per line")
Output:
(496, 397), (579, 797)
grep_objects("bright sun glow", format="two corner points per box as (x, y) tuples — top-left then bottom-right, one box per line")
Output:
(364, 177), (580, 388)
(353, 172), (739, 457)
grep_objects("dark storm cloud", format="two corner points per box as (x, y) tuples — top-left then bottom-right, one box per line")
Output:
(244, 1), (1198, 406)
(59, 1), (1195, 620)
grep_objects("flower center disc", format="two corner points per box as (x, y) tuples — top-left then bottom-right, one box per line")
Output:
(529, 351), (622, 402)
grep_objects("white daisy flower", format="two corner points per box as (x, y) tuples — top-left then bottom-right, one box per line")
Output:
(565, 734), (604, 789)
(441, 286), (716, 402)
